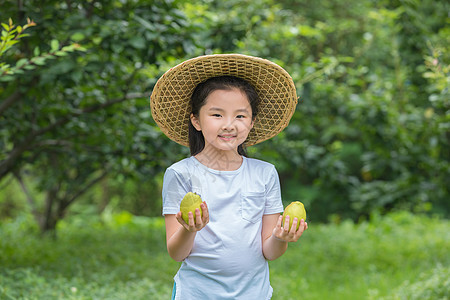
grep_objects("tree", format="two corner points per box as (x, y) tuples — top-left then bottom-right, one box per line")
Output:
(0, 0), (195, 232)
(210, 0), (449, 220)
(1, 0), (448, 232)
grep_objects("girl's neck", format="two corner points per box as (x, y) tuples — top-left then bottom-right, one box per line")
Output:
(194, 147), (243, 171)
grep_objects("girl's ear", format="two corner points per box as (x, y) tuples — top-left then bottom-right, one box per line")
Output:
(190, 113), (201, 131)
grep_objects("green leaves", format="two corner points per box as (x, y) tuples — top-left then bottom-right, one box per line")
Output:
(0, 0), (195, 232)
(0, 19), (85, 82)
(236, 0), (449, 221)
(0, 18), (36, 81)
(0, 18), (36, 55)
(0, 0), (448, 232)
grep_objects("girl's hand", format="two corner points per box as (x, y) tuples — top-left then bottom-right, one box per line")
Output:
(272, 215), (308, 243)
(176, 201), (209, 232)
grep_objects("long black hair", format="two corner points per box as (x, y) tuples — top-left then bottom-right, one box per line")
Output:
(188, 76), (259, 156)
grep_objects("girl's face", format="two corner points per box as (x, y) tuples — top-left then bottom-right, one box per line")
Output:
(190, 88), (254, 154)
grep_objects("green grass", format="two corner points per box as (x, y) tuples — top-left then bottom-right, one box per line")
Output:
(0, 211), (448, 299)
(270, 212), (449, 299)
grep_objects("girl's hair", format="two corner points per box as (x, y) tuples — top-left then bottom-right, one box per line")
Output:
(189, 76), (259, 156)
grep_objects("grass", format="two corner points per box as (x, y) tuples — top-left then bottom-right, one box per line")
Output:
(270, 212), (449, 299)
(0, 211), (448, 299)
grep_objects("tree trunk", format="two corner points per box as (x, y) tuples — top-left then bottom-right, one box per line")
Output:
(42, 188), (57, 235)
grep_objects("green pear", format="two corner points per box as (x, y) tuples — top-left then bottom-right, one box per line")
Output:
(180, 192), (203, 224)
(282, 201), (306, 231)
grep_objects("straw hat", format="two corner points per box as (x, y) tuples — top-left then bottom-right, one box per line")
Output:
(150, 54), (298, 147)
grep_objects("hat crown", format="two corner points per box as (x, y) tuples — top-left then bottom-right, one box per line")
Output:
(150, 54), (298, 147)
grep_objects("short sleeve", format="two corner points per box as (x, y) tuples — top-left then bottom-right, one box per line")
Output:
(264, 165), (283, 215)
(161, 167), (190, 216)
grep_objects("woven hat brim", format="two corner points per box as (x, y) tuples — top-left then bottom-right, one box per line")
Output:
(150, 54), (298, 147)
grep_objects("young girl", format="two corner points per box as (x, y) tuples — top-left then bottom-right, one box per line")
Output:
(150, 54), (308, 299)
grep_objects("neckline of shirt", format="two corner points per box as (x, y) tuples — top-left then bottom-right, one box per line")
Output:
(191, 156), (246, 175)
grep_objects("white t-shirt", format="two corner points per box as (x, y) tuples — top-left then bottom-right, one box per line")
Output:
(162, 156), (284, 300)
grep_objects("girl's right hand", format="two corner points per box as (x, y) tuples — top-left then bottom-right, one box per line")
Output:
(176, 201), (209, 232)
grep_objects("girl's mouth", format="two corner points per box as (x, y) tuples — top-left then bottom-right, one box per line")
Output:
(218, 134), (236, 141)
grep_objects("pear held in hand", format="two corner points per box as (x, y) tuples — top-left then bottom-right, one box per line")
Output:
(282, 201), (306, 231)
(180, 192), (203, 224)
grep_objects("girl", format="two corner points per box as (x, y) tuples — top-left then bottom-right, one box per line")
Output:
(150, 54), (308, 299)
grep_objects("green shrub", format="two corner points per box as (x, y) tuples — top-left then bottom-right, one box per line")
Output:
(382, 265), (450, 300)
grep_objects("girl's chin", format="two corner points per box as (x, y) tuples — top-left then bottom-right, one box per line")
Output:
(205, 141), (240, 152)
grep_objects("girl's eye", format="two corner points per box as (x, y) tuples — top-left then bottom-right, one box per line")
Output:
(212, 114), (222, 117)
(236, 115), (245, 119)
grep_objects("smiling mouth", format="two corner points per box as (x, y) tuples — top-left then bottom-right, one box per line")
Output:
(218, 135), (236, 140)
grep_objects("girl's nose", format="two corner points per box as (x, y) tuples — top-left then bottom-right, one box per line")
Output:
(221, 118), (235, 131)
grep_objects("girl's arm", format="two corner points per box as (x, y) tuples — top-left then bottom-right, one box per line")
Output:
(165, 202), (209, 262)
(261, 214), (308, 261)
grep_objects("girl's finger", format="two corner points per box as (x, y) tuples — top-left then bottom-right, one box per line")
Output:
(290, 218), (298, 234)
(294, 220), (306, 238)
(188, 211), (195, 228)
(201, 202), (209, 223)
(300, 220), (308, 231)
(195, 208), (203, 228)
(283, 215), (290, 232)
(277, 215), (283, 228)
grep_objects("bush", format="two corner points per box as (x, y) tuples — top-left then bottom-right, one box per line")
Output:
(381, 265), (450, 300)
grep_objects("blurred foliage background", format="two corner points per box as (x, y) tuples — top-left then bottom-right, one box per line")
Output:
(1, 1), (449, 299)
(0, 0), (448, 232)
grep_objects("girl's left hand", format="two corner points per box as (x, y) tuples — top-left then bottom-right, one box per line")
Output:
(272, 215), (308, 243)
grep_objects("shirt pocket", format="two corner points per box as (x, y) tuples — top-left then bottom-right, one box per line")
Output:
(240, 192), (265, 223)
